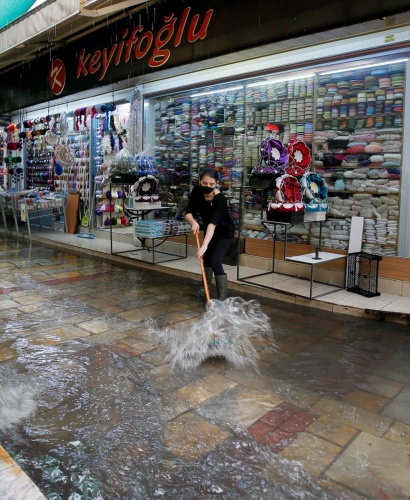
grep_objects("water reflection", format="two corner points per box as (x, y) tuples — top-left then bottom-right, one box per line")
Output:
(1, 241), (410, 498)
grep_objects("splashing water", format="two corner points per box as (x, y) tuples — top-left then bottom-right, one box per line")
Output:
(149, 296), (276, 370)
(0, 367), (39, 432)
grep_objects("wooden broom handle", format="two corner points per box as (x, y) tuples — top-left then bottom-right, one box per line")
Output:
(195, 232), (211, 303)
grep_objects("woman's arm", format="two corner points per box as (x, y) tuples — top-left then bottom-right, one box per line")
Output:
(185, 212), (200, 234)
(197, 223), (216, 258)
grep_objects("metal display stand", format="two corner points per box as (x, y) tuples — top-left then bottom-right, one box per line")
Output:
(285, 251), (346, 299)
(236, 185), (347, 299)
(0, 190), (65, 240)
(236, 219), (305, 282)
(108, 180), (188, 264)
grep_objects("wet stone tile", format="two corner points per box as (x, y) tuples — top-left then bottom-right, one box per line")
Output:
(279, 411), (317, 434)
(193, 373), (237, 396)
(13, 294), (44, 305)
(109, 341), (141, 358)
(116, 307), (157, 322)
(311, 396), (393, 437)
(174, 384), (214, 405)
(118, 297), (159, 310)
(263, 429), (296, 453)
(0, 280), (18, 288)
(280, 432), (342, 477)
(381, 385), (410, 424)
(119, 336), (156, 354)
(384, 421), (410, 446)
(345, 389), (390, 412)
(308, 416), (358, 447)
(260, 403), (297, 428)
(0, 299), (19, 310)
(103, 305), (125, 314)
(358, 374), (404, 399)
(77, 319), (110, 334)
(159, 393), (190, 421)
(247, 420), (274, 441)
(83, 330), (131, 345)
(165, 413), (231, 462)
(86, 296), (120, 309)
(197, 386), (283, 428)
(326, 432), (410, 498)
(0, 342), (18, 361)
(140, 348), (170, 366)
(317, 478), (365, 500)
(17, 304), (46, 313)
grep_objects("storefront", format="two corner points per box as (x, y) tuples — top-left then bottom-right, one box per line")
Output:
(2, 1), (410, 286)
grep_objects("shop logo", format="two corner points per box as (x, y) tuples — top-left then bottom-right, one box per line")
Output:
(76, 6), (213, 82)
(49, 59), (66, 95)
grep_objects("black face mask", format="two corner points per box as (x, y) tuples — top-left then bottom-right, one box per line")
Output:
(200, 185), (214, 195)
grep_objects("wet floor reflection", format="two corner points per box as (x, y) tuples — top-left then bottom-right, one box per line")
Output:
(1, 239), (410, 499)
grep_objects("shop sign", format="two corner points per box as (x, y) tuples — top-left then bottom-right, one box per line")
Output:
(75, 7), (213, 83)
(2, 0), (410, 112)
(49, 59), (66, 95)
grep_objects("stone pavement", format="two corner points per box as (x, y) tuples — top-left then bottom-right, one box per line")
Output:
(0, 237), (409, 498)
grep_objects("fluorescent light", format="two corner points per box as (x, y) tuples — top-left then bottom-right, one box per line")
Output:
(191, 86), (243, 97)
(319, 58), (408, 75)
(247, 74), (315, 88)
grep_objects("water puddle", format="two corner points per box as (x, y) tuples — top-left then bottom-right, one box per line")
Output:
(1, 342), (335, 499)
(1, 242), (410, 498)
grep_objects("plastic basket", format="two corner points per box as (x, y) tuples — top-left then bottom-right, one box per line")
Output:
(346, 252), (382, 297)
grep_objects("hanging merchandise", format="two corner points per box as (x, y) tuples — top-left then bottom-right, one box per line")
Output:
(135, 152), (158, 176)
(25, 119), (55, 193)
(56, 112), (91, 201)
(45, 129), (59, 146)
(127, 88), (142, 156)
(110, 147), (137, 175)
(59, 112), (69, 141)
(55, 145), (74, 169)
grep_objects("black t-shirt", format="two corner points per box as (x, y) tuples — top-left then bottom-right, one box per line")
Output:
(185, 185), (235, 239)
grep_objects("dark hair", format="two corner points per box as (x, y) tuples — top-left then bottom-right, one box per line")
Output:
(200, 167), (219, 181)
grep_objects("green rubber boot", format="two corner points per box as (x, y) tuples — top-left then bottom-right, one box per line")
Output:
(204, 267), (213, 290)
(215, 273), (228, 300)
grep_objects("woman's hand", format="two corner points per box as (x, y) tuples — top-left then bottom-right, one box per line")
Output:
(197, 243), (208, 259)
(190, 221), (200, 234)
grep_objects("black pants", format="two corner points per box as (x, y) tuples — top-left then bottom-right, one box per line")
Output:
(203, 236), (232, 275)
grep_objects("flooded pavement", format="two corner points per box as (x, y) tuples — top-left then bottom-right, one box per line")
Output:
(0, 238), (409, 499)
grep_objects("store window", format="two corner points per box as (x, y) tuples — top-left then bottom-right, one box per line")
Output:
(145, 56), (407, 257)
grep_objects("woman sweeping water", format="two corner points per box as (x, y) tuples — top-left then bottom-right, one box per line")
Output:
(149, 167), (274, 370)
(184, 167), (235, 300)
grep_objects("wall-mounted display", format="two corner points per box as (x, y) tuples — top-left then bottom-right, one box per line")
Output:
(313, 61), (405, 256)
(147, 59), (405, 256)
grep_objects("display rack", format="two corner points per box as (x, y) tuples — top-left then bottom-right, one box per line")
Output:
(0, 190), (64, 240)
(237, 186), (346, 298)
(26, 135), (55, 192)
(20, 193), (65, 240)
(108, 179), (188, 264)
(313, 62), (404, 256)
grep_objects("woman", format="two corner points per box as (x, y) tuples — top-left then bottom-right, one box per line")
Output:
(185, 168), (235, 300)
